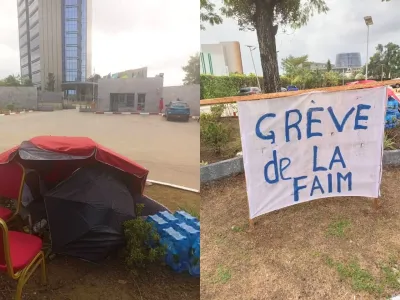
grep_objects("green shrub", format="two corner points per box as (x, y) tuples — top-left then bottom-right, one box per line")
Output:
(384, 132), (396, 150)
(200, 115), (231, 154)
(200, 74), (359, 99)
(6, 104), (14, 111)
(123, 204), (166, 268)
(210, 104), (225, 120)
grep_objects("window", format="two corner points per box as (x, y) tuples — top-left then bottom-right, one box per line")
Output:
(29, 0), (38, 12)
(65, 71), (78, 82)
(31, 59), (40, 73)
(138, 94), (146, 110)
(29, 9), (39, 25)
(65, 47), (78, 58)
(65, 34), (78, 45)
(30, 35), (39, 49)
(21, 65), (29, 76)
(32, 72), (41, 84)
(20, 44), (28, 56)
(65, 59), (78, 70)
(65, 21), (78, 32)
(118, 94), (125, 104)
(65, 0), (78, 5)
(18, 2), (26, 15)
(18, 14), (26, 27)
(21, 55), (29, 67)
(19, 33), (27, 46)
(65, 6), (78, 18)
(126, 94), (135, 107)
(31, 47), (40, 61)
(29, 23), (39, 39)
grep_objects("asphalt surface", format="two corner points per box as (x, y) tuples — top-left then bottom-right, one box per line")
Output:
(0, 110), (200, 189)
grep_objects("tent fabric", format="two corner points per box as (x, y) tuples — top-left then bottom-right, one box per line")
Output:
(0, 136), (149, 199)
(44, 165), (136, 261)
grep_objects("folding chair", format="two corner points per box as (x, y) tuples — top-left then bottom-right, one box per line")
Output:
(0, 218), (47, 300)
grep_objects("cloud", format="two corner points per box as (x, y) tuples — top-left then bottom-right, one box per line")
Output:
(0, 0), (198, 86)
(201, 0), (400, 75)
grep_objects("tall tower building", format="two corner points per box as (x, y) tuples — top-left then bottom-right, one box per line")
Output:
(17, 0), (92, 94)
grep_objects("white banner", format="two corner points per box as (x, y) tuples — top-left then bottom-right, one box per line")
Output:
(238, 87), (386, 219)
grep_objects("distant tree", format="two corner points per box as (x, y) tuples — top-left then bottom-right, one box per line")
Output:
(88, 74), (102, 82)
(23, 78), (33, 86)
(326, 59), (332, 72)
(221, 0), (329, 92)
(364, 42), (400, 79)
(45, 73), (55, 91)
(200, 0), (223, 30)
(182, 53), (200, 85)
(0, 75), (21, 86)
(355, 73), (365, 80)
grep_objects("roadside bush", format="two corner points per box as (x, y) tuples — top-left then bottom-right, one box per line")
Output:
(200, 74), (359, 99)
(200, 113), (231, 154)
(384, 132), (396, 150)
(6, 104), (14, 111)
(123, 204), (166, 268)
(210, 104), (225, 120)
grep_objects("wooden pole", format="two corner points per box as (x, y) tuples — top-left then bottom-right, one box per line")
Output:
(249, 218), (255, 231)
(372, 198), (379, 211)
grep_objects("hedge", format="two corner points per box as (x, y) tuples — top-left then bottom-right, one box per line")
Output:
(200, 74), (391, 99)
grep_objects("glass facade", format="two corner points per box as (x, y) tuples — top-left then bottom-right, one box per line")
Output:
(335, 53), (362, 68)
(63, 0), (88, 85)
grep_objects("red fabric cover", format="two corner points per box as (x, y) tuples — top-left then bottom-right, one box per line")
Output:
(387, 88), (400, 103)
(0, 136), (148, 199)
(0, 231), (42, 272)
(0, 207), (12, 221)
(346, 80), (377, 85)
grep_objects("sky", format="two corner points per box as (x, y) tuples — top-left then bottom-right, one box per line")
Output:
(201, 0), (400, 75)
(0, 0), (199, 86)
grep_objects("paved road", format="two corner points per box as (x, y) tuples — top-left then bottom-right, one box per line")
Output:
(0, 110), (200, 189)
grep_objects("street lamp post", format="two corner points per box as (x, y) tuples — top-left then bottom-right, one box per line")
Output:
(364, 16), (373, 80)
(245, 45), (261, 90)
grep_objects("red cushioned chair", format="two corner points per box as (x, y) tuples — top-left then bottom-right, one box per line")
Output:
(0, 218), (47, 300)
(0, 163), (25, 224)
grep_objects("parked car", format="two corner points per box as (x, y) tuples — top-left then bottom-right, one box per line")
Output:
(287, 85), (299, 91)
(391, 78), (400, 89)
(280, 87), (287, 92)
(165, 101), (191, 122)
(237, 87), (261, 96)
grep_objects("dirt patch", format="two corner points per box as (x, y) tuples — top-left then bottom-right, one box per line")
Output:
(386, 126), (400, 149)
(201, 167), (400, 299)
(0, 185), (200, 300)
(201, 118), (400, 163)
(145, 184), (200, 218)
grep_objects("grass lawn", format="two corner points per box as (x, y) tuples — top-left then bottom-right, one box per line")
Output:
(201, 167), (400, 300)
(200, 118), (400, 164)
(0, 185), (200, 300)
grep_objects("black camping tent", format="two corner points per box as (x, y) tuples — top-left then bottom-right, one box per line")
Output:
(43, 165), (157, 261)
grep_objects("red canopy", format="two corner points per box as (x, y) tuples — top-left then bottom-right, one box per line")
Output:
(346, 80), (377, 85)
(0, 136), (149, 199)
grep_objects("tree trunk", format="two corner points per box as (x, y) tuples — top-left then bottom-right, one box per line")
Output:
(254, 1), (280, 93)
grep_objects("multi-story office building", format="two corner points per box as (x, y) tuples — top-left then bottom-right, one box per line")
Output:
(200, 42), (243, 76)
(335, 53), (362, 69)
(17, 0), (92, 95)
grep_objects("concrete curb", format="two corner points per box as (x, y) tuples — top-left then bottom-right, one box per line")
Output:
(147, 179), (199, 193)
(94, 111), (160, 115)
(94, 111), (200, 118)
(0, 110), (34, 116)
(200, 150), (400, 183)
